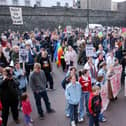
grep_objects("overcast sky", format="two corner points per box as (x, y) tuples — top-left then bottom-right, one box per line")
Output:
(112, 0), (126, 2)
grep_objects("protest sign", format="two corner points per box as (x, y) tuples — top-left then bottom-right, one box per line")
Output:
(19, 49), (28, 63)
(66, 26), (72, 33)
(101, 82), (109, 112)
(10, 7), (23, 25)
(86, 44), (94, 57)
(110, 65), (122, 98)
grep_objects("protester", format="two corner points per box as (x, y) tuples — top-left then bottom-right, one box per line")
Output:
(0, 67), (20, 126)
(21, 93), (34, 126)
(88, 85), (102, 126)
(78, 69), (92, 122)
(65, 75), (81, 126)
(29, 63), (55, 119)
(37, 48), (54, 90)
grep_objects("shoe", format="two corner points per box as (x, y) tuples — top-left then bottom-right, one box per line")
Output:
(71, 121), (76, 126)
(100, 117), (107, 122)
(30, 119), (34, 123)
(47, 109), (56, 113)
(78, 118), (84, 122)
(28, 123), (33, 126)
(15, 119), (20, 124)
(39, 114), (45, 120)
(66, 114), (70, 118)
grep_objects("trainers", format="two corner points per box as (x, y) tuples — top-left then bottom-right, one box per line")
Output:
(101, 117), (107, 122)
(66, 114), (70, 118)
(71, 121), (76, 126)
(78, 118), (84, 122)
(39, 114), (45, 120)
(47, 109), (56, 113)
(30, 119), (34, 123)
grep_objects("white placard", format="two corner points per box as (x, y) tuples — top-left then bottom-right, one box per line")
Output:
(86, 44), (94, 57)
(19, 49), (28, 63)
(10, 7), (23, 25)
(66, 26), (72, 33)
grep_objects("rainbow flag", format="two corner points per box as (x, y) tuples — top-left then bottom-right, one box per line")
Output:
(54, 42), (63, 67)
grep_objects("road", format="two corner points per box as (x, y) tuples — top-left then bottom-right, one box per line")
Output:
(8, 63), (126, 126)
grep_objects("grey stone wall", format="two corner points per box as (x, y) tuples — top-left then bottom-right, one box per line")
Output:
(0, 6), (126, 32)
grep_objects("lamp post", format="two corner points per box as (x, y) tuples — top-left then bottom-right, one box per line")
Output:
(87, 0), (89, 31)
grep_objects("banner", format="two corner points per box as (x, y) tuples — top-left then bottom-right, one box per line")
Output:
(110, 65), (122, 98)
(19, 49), (28, 63)
(86, 44), (94, 57)
(101, 82), (109, 112)
(10, 7), (23, 25)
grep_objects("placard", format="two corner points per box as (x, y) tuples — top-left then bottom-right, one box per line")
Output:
(10, 7), (23, 25)
(19, 49), (28, 63)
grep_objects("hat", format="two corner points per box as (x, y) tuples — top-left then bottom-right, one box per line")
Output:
(99, 61), (106, 68)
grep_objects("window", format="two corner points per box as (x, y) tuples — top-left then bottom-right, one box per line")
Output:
(36, 1), (41, 7)
(25, 0), (30, 6)
(13, 0), (18, 5)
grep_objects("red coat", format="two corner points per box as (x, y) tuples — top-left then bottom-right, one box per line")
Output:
(79, 76), (92, 92)
(22, 100), (32, 115)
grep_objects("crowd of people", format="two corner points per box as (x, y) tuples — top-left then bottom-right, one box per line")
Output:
(0, 26), (125, 126)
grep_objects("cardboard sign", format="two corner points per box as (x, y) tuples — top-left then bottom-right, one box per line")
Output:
(10, 7), (23, 25)
(86, 44), (94, 57)
(19, 49), (28, 63)
(110, 65), (122, 98)
(66, 26), (72, 33)
(101, 82), (109, 112)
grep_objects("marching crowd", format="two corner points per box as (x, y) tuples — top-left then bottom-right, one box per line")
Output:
(0, 27), (125, 126)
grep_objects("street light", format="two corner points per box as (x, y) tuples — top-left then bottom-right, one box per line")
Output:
(87, 0), (89, 31)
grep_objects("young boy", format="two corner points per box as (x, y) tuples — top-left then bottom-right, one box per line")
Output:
(88, 85), (102, 126)
(65, 75), (81, 126)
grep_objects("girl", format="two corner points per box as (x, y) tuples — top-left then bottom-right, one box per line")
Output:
(79, 69), (92, 122)
(21, 93), (33, 126)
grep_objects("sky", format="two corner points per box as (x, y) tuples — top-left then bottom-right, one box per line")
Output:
(112, 0), (126, 2)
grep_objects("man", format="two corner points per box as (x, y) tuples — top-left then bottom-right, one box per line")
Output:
(37, 48), (54, 90)
(0, 67), (20, 126)
(29, 63), (55, 119)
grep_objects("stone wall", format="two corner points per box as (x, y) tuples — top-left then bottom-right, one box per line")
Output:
(0, 6), (126, 32)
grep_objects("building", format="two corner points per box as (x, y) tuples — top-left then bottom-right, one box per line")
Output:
(118, 1), (126, 12)
(80, 0), (112, 10)
(0, 0), (74, 7)
(111, 2), (118, 11)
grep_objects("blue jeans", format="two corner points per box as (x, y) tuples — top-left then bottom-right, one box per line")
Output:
(33, 90), (51, 116)
(65, 100), (70, 116)
(69, 104), (78, 124)
(89, 114), (99, 126)
(79, 92), (89, 118)
(99, 113), (104, 121)
(24, 114), (31, 125)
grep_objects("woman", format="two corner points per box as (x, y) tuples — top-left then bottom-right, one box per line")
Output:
(79, 69), (92, 122)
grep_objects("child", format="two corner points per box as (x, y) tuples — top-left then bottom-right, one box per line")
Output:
(65, 75), (81, 126)
(78, 69), (92, 122)
(88, 85), (102, 126)
(21, 93), (33, 126)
